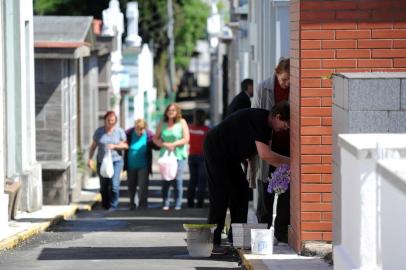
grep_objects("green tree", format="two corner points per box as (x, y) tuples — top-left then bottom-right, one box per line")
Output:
(173, 0), (209, 69)
(34, 0), (210, 96)
(34, 0), (111, 17)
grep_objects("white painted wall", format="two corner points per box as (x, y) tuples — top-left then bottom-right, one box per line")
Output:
(123, 44), (154, 130)
(102, 0), (124, 119)
(136, 44), (153, 120)
(3, 0), (42, 213)
(0, 0), (10, 228)
(248, 0), (290, 86)
(377, 159), (406, 270)
(334, 134), (406, 270)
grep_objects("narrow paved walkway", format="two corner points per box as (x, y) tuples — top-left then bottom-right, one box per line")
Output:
(0, 165), (243, 270)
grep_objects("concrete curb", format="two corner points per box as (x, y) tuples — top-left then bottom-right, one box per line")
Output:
(0, 205), (77, 251)
(238, 245), (333, 270)
(0, 192), (101, 251)
(75, 193), (102, 211)
(238, 249), (268, 270)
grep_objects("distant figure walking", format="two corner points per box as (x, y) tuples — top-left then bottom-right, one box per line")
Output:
(226, 78), (254, 116)
(153, 103), (190, 210)
(124, 119), (159, 210)
(88, 111), (128, 210)
(187, 109), (210, 208)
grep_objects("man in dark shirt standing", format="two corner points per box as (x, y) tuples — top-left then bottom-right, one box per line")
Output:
(204, 101), (290, 246)
(226, 79), (254, 116)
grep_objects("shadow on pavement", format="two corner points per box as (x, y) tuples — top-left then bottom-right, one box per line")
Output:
(37, 246), (238, 262)
(49, 207), (209, 233)
(195, 267), (241, 270)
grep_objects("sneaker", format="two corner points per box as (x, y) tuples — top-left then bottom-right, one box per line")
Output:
(175, 206), (181, 210)
(162, 206), (170, 211)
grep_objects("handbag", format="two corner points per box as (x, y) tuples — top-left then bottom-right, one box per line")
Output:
(100, 149), (114, 178)
(157, 150), (178, 180)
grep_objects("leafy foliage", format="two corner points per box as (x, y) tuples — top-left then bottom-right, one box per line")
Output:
(34, 0), (111, 17)
(173, 0), (209, 69)
(33, 0), (210, 95)
(137, 0), (209, 70)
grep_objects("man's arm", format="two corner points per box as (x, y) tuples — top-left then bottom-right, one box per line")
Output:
(255, 141), (289, 167)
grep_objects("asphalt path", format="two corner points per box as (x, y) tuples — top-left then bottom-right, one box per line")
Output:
(0, 173), (243, 270)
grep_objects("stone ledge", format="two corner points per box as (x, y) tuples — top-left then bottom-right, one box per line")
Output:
(301, 241), (332, 257)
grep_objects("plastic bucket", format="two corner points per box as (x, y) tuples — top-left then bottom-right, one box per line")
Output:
(183, 224), (215, 257)
(251, 228), (274, 255)
(231, 223), (268, 249)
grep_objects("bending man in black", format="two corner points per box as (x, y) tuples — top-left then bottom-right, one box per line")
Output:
(204, 101), (290, 246)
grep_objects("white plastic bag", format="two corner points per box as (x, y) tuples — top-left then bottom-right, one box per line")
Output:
(157, 150), (178, 180)
(100, 149), (114, 178)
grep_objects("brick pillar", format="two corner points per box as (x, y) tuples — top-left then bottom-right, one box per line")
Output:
(290, 0), (406, 252)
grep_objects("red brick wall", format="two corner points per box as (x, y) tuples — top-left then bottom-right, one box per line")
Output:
(290, 0), (406, 252)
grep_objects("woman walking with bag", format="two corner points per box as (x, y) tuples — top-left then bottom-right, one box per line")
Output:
(153, 103), (189, 210)
(88, 111), (128, 210)
(124, 119), (159, 210)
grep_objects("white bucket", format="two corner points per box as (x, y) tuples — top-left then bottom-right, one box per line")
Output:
(231, 223), (268, 249)
(251, 228), (274, 255)
(183, 225), (215, 257)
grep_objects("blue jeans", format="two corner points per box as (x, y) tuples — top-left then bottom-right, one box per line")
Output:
(97, 159), (123, 209)
(162, 159), (187, 208)
(187, 155), (206, 207)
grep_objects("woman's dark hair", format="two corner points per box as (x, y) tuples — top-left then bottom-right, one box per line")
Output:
(163, 103), (182, 122)
(275, 58), (290, 75)
(271, 100), (290, 122)
(193, 109), (206, 126)
(103, 111), (117, 123)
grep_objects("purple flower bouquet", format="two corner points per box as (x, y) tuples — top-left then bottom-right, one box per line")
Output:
(267, 164), (290, 195)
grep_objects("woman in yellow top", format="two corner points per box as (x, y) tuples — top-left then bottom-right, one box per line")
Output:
(153, 103), (190, 210)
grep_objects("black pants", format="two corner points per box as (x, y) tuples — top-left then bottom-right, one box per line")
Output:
(257, 180), (290, 240)
(204, 138), (249, 245)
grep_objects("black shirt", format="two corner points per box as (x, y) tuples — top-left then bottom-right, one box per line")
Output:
(227, 91), (251, 116)
(207, 108), (272, 161)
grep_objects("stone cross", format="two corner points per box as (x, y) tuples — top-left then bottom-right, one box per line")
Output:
(126, 2), (142, 47)
(102, 0), (124, 37)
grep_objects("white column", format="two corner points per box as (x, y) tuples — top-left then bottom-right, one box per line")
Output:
(334, 134), (406, 270)
(376, 159), (406, 270)
(0, 0), (9, 228)
(102, 0), (124, 117)
(18, 0), (42, 212)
